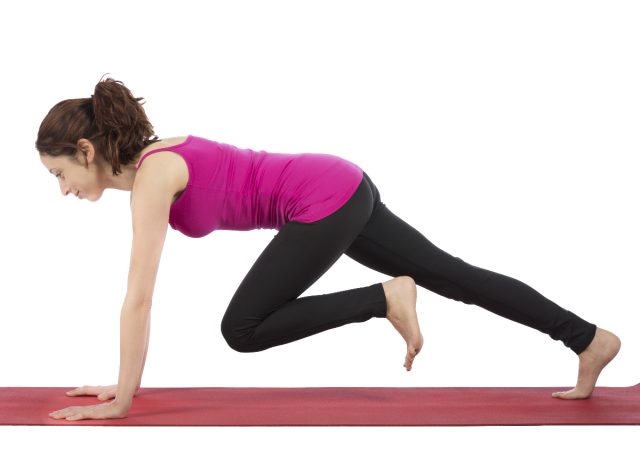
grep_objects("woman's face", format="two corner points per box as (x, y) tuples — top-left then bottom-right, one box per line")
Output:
(39, 139), (106, 202)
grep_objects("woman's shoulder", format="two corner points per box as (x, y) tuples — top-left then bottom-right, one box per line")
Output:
(135, 136), (191, 165)
(132, 136), (191, 205)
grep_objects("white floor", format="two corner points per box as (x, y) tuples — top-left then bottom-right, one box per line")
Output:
(2, 426), (637, 467)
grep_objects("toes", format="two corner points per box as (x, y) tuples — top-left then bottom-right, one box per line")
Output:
(403, 345), (420, 371)
(551, 389), (592, 400)
(552, 390), (573, 398)
(405, 355), (415, 371)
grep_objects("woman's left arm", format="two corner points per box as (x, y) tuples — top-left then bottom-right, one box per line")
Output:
(115, 160), (172, 408)
(49, 166), (173, 421)
(114, 297), (152, 409)
(136, 313), (151, 391)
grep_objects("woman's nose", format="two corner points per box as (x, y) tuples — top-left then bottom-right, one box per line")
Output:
(59, 180), (70, 196)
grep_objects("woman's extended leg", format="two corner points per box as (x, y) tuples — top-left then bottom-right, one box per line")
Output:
(344, 172), (621, 398)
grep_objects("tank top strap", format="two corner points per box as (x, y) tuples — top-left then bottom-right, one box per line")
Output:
(135, 135), (193, 169)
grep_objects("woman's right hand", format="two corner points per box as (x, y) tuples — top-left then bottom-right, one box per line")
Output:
(65, 384), (125, 401)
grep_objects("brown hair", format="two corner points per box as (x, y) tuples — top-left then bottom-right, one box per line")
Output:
(35, 73), (161, 176)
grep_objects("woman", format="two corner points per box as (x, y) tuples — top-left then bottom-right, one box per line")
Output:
(39, 76), (620, 421)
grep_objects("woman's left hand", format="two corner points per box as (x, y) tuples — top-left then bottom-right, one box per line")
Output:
(49, 399), (129, 421)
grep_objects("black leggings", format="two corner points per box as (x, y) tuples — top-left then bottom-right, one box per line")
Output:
(220, 172), (597, 355)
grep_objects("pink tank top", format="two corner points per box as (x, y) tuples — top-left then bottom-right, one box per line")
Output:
(135, 135), (364, 238)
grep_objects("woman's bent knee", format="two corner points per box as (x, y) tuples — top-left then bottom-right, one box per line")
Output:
(220, 319), (258, 353)
(224, 337), (256, 353)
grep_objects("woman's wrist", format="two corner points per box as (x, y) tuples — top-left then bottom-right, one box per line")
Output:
(113, 397), (133, 412)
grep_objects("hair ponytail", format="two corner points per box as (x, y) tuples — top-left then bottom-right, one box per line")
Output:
(36, 73), (161, 176)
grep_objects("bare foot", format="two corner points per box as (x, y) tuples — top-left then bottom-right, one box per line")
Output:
(381, 276), (424, 371)
(551, 326), (621, 399)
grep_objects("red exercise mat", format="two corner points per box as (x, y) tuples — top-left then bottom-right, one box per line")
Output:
(1, 384), (639, 426)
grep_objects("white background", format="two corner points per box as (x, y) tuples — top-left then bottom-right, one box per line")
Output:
(1, 0), (637, 465)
